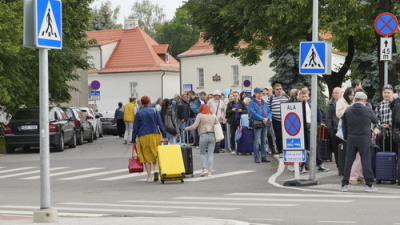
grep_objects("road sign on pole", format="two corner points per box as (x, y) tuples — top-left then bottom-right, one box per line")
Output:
(35, 0), (62, 49)
(90, 80), (101, 90)
(380, 37), (392, 61)
(374, 12), (398, 37)
(299, 42), (332, 75)
(281, 102), (306, 150)
(242, 76), (252, 92)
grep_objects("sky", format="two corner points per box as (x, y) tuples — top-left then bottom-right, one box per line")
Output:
(90, 0), (185, 25)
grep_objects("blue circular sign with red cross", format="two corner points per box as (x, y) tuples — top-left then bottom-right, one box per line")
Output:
(90, 80), (101, 90)
(243, 80), (251, 87)
(374, 12), (398, 36)
(284, 112), (301, 136)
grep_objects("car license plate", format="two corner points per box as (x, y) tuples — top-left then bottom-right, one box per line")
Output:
(20, 125), (38, 130)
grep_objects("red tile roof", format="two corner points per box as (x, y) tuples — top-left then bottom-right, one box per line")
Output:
(87, 27), (179, 73)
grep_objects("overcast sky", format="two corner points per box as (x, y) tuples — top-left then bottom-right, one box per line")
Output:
(90, 0), (185, 25)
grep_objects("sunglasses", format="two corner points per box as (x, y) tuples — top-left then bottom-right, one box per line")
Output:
(275, 88), (282, 90)
(383, 84), (393, 89)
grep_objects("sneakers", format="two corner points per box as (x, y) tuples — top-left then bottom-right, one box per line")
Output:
(278, 153), (283, 158)
(318, 164), (330, 172)
(254, 158), (261, 163)
(339, 185), (349, 192)
(153, 172), (159, 182)
(261, 157), (271, 162)
(231, 150), (236, 154)
(287, 165), (295, 172)
(365, 185), (378, 192)
(200, 170), (208, 177)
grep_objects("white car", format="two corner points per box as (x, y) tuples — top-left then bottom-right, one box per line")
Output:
(79, 107), (103, 140)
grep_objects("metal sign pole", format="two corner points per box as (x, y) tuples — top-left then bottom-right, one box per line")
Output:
(39, 48), (51, 209)
(309, 0), (319, 181)
(384, 61), (388, 85)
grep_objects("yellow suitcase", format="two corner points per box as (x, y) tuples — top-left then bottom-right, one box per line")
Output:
(157, 144), (185, 184)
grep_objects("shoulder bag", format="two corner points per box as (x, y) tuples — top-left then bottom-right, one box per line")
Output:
(213, 116), (224, 142)
(128, 144), (144, 173)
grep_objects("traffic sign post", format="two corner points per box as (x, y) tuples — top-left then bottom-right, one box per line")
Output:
(35, 0), (62, 49)
(299, 42), (332, 75)
(242, 76), (252, 92)
(380, 37), (392, 61)
(90, 80), (101, 90)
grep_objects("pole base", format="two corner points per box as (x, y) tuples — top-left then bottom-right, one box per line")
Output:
(33, 208), (58, 223)
(283, 179), (319, 187)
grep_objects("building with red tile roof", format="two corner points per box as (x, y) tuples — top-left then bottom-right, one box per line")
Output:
(86, 20), (180, 112)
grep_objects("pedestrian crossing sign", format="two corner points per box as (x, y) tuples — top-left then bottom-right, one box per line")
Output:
(299, 42), (331, 75)
(35, 0), (62, 49)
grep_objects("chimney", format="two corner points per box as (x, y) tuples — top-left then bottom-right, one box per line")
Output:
(124, 19), (139, 30)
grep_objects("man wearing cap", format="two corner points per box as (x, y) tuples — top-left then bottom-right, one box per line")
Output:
(249, 88), (272, 163)
(339, 91), (379, 192)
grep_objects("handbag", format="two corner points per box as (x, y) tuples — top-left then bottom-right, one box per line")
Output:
(128, 144), (144, 173)
(164, 113), (177, 135)
(234, 126), (242, 143)
(336, 124), (344, 141)
(252, 120), (264, 129)
(214, 119), (224, 142)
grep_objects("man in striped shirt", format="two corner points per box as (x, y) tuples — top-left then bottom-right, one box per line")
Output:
(375, 84), (395, 151)
(269, 83), (289, 157)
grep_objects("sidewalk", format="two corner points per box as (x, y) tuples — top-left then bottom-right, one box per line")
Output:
(274, 158), (400, 194)
(0, 216), (249, 225)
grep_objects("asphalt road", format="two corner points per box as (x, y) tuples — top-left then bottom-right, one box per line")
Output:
(1, 135), (400, 225)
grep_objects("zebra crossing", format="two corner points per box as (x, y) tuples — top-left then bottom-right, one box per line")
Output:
(0, 166), (255, 182)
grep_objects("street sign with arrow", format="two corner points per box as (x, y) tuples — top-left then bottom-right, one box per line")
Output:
(380, 37), (392, 61)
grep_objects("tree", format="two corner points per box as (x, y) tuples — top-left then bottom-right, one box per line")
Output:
(185, 0), (400, 97)
(153, 6), (199, 57)
(0, 0), (93, 114)
(129, 0), (166, 37)
(90, 0), (122, 31)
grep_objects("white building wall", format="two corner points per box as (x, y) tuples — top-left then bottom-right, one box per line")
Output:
(88, 47), (101, 70)
(180, 50), (274, 95)
(88, 42), (118, 71)
(88, 71), (179, 112)
(101, 43), (118, 69)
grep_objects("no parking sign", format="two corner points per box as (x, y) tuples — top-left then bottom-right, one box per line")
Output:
(280, 102), (306, 150)
(242, 76), (252, 91)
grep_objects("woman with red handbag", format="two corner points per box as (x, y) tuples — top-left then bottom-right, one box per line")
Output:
(132, 96), (168, 183)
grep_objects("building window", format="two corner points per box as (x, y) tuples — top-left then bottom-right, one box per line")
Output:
(165, 53), (170, 63)
(197, 68), (204, 87)
(130, 82), (138, 98)
(232, 65), (239, 85)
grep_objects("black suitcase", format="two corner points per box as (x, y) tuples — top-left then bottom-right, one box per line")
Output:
(337, 143), (346, 176)
(318, 139), (332, 161)
(180, 131), (194, 177)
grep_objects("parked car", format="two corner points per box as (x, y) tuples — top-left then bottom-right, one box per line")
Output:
(4, 107), (76, 153)
(79, 107), (103, 140)
(62, 107), (94, 145)
(99, 112), (118, 136)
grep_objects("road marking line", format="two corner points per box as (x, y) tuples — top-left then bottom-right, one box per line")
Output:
(59, 169), (127, 180)
(0, 167), (67, 179)
(22, 168), (103, 180)
(0, 167), (35, 174)
(175, 196), (349, 203)
(249, 218), (283, 221)
(318, 221), (356, 224)
(184, 170), (255, 182)
(227, 193), (400, 199)
(121, 200), (298, 207)
(0, 210), (107, 217)
(0, 205), (175, 214)
(98, 172), (145, 181)
(59, 202), (238, 211)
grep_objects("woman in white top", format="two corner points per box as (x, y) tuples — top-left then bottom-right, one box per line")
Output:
(185, 104), (218, 177)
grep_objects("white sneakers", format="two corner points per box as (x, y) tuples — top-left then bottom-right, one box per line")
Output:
(339, 185), (378, 192)
(339, 185), (348, 192)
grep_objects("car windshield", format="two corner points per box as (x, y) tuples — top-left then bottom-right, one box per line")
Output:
(12, 109), (40, 120)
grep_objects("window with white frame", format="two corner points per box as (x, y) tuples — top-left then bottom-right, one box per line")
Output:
(198, 68), (204, 87)
(165, 53), (170, 63)
(130, 82), (138, 98)
(232, 65), (239, 85)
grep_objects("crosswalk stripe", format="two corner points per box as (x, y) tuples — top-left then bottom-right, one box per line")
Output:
(0, 210), (108, 217)
(0, 205), (175, 214)
(121, 200), (299, 207)
(227, 193), (400, 199)
(59, 202), (239, 211)
(184, 170), (255, 182)
(0, 167), (36, 174)
(22, 168), (103, 180)
(0, 167), (67, 179)
(59, 169), (127, 180)
(98, 173), (145, 181)
(176, 196), (351, 203)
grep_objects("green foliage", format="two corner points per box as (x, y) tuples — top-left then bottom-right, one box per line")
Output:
(0, 0), (93, 114)
(153, 6), (199, 57)
(90, 0), (121, 30)
(129, 0), (166, 37)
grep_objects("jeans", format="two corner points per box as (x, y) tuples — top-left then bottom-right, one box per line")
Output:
(253, 124), (269, 160)
(229, 119), (240, 150)
(342, 145), (374, 187)
(199, 133), (216, 170)
(166, 132), (177, 144)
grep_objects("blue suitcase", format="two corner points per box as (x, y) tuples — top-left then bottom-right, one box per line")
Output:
(237, 126), (253, 155)
(375, 131), (397, 184)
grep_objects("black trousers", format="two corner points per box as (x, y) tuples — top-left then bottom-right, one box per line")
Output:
(116, 119), (125, 137)
(272, 119), (283, 153)
(342, 145), (374, 187)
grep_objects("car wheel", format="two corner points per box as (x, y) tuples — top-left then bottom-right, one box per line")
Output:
(55, 134), (64, 152)
(93, 128), (99, 140)
(77, 130), (84, 145)
(68, 132), (77, 148)
(6, 145), (16, 154)
(88, 129), (94, 143)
